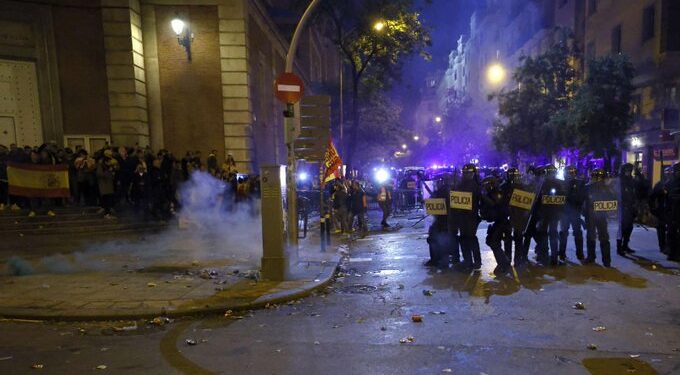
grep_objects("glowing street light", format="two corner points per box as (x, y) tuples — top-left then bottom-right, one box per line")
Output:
(374, 168), (390, 184)
(486, 63), (506, 85)
(413, 135), (420, 141)
(373, 21), (385, 32)
(434, 116), (442, 123)
(631, 136), (643, 148)
(171, 18), (185, 35)
(401, 144), (408, 150)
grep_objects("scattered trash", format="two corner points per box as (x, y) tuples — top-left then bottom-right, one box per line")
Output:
(422, 289), (434, 296)
(199, 269), (218, 280)
(100, 348), (109, 352)
(96, 365), (107, 370)
(185, 339), (197, 346)
(430, 311), (446, 315)
(630, 354), (640, 358)
(592, 326), (606, 332)
(149, 317), (173, 326)
(587, 344), (598, 350)
(380, 326), (387, 331)
(399, 336), (415, 344)
(442, 369), (452, 373)
(652, 265), (657, 270)
(573, 302), (586, 310)
(314, 341), (320, 345)
(113, 323), (137, 332)
(437, 346), (446, 350)
(147, 283), (156, 288)
(0, 356), (12, 361)
(31, 364), (44, 369)
(645, 332), (654, 336)
(275, 349), (282, 353)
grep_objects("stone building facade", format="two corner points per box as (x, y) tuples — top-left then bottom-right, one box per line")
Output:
(0, 0), (339, 173)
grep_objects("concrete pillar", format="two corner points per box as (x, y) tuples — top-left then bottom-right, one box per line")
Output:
(218, 0), (253, 173)
(141, 4), (163, 150)
(101, 0), (150, 147)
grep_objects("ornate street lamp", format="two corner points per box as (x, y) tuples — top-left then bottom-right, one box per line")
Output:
(171, 17), (194, 61)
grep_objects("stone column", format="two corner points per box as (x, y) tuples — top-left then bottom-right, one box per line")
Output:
(101, 0), (150, 147)
(218, 0), (253, 173)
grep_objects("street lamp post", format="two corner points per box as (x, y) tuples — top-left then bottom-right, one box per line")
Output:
(283, 0), (322, 250)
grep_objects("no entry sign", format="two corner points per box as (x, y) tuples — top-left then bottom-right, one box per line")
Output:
(274, 73), (304, 104)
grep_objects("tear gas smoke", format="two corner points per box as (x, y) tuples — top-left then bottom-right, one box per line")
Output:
(3, 171), (263, 276)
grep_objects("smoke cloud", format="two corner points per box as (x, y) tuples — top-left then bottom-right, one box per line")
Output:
(2, 171), (263, 276)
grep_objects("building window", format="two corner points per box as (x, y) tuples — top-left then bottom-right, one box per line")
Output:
(611, 24), (622, 54)
(588, 0), (597, 16)
(642, 5), (655, 42)
(586, 40), (596, 60)
(661, 0), (680, 52)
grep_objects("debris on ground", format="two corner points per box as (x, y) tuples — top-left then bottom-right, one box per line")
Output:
(442, 369), (452, 373)
(112, 323), (138, 332)
(629, 354), (640, 358)
(573, 302), (586, 310)
(430, 311), (446, 315)
(146, 282), (156, 288)
(411, 314), (423, 322)
(149, 317), (173, 326)
(380, 326), (387, 331)
(96, 365), (107, 370)
(422, 289), (434, 296)
(314, 341), (320, 345)
(199, 269), (218, 280)
(31, 364), (44, 369)
(399, 336), (415, 344)
(185, 339), (197, 346)
(398, 284), (405, 290)
(592, 326), (606, 332)
(0, 356), (12, 361)
(587, 344), (598, 350)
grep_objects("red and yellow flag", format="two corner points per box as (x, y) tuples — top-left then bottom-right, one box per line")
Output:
(7, 162), (70, 198)
(323, 139), (343, 184)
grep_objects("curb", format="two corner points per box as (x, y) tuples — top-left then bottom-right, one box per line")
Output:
(0, 254), (344, 322)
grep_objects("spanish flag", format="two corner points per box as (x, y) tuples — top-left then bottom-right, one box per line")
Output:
(7, 162), (70, 198)
(323, 139), (343, 184)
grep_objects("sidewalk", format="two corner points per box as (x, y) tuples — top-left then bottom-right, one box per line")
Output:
(0, 225), (345, 321)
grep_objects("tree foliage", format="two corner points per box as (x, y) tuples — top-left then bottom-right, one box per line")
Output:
(492, 32), (636, 162)
(355, 92), (407, 166)
(318, 0), (431, 167)
(492, 35), (578, 158)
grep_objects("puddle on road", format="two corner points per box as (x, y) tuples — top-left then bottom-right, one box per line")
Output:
(372, 269), (401, 276)
(582, 357), (658, 375)
(338, 284), (378, 294)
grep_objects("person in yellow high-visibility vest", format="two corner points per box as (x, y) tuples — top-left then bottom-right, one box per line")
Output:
(378, 182), (392, 228)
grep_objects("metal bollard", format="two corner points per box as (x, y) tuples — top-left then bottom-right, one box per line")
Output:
(320, 217), (326, 252)
(325, 213), (331, 245)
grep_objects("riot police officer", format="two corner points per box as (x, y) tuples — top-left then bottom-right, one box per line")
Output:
(480, 176), (512, 275)
(449, 164), (482, 271)
(559, 165), (586, 260)
(665, 163), (680, 262)
(534, 164), (565, 265)
(501, 167), (531, 266)
(426, 176), (451, 268)
(617, 163), (638, 255)
(649, 167), (671, 254)
(522, 165), (545, 264)
(585, 168), (615, 267)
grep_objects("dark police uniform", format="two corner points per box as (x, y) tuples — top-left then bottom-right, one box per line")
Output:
(665, 164), (680, 261)
(617, 164), (637, 255)
(585, 170), (615, 266)
(426, 181), (450, 268)
(649, 170), (670, 254)
(559, 169), (586, 260)
(534, 166), (565, 265)
(480, 177), (512, 275)
(500, 169), (532, 265)
(449, 165), (482, 271)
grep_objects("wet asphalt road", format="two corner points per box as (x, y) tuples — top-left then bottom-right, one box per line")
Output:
(1, 213), (679, 375)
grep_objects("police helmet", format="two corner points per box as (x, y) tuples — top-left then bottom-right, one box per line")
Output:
(534, 166), (546, 176)
(673, 162), (680, 177)
(544, 164), (558, 177)
(565, 165), (577, 178)
(620, 163), (634, 176)
(506, 167), (521, 181)
(462, 163), (477, 174)
(591, 168), (606, 181)
(481, 176), (497, 189)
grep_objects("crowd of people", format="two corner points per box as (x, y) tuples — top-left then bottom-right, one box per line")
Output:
(0, 142), (258, 220)
(426, 162), (679, 276)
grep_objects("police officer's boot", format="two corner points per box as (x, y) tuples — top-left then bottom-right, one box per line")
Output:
(471, 238), (482, 271)
(558, 230), (568, 260)
(574, 232), (584, 260)
(450, 235), (461, 264)
(623, 237), (636, 254)
(616, 239), (626, 256)
(601, 241), (611, 267)
(584, 241), (596, 264)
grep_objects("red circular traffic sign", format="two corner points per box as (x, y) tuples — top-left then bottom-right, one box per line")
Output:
(274, 73), (304, 104)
